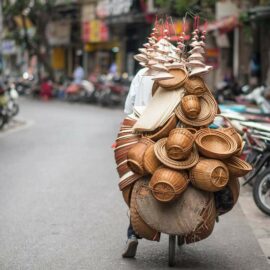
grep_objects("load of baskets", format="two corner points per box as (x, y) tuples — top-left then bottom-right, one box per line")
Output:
(114, 22), (252, 244)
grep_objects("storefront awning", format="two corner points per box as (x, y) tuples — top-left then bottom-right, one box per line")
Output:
(249, 6), (270, 21)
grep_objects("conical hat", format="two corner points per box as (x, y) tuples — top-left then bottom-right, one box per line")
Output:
(190, 46), (205, 54)
(188, 53), (204, 62)
(134, 54), (148, 62)
(187, 60), (205, 68)
(152, 72), (174, 81)
(138, 48), (147, 54)
(151, 63), (169, 72)
(189, 66), (210, 76)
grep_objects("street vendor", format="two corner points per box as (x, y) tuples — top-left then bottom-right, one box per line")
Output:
(122, 67), (153, 258)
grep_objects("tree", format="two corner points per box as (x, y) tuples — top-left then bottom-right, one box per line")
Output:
(154, 0), (216, 19)
(3, 0), (56, 81)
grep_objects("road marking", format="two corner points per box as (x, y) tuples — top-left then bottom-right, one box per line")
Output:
(0, 119), (34, 137)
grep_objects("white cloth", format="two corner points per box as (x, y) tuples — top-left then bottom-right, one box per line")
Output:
(124, 68), (154, 114)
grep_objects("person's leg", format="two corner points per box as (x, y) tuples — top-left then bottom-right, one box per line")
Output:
(122, 222), (139, 258)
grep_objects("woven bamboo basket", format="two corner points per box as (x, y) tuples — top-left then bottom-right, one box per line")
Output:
(143, 144), (162, 175)
(166, 128), (195, 160)
(122, 183), (134, 207)
(190, 159), (229, 192)
(184, 75), (207, 96)
(130, 179), (160, 241)
(224, 156), (252, 177)
(116, 161), (130, 178)
(149, 167), (189, 202)
(185, 192), (216, 244)
(144, 114), (177, 141)
(157, 69), (188, 90)
(181, 95), (201, 119)
(127, 137), (153, 175)
(216, 114), (243, 155)
(195, 129), (237, 159)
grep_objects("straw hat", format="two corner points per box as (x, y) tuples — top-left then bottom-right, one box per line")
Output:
(175, 91), (218, 127)
(154, 138), (199, 170)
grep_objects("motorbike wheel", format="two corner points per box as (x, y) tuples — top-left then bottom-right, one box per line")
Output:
(12, 103), (19, 116)
(253, 168), (270, 216)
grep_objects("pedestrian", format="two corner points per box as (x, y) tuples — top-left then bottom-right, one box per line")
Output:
(122, 67), (153, 258)
(73, 61), (85, 84)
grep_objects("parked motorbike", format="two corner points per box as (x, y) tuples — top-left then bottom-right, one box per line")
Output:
(97, 75), (129, 107)
(242, 127), (270, 216)
(65, 80), (96, 103)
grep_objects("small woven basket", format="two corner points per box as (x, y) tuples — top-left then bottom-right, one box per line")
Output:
(127, 137), (153, 175)
(181, 95), (201, 119)
(149, 167), (189, 202)
(143, 143), (162, 175)
(190, 159), (229, 192)
(144, 114), (177, 141)
(166, 128), (195, 160)
(224, 156), (252, 177)
(184, 75), (207, 96)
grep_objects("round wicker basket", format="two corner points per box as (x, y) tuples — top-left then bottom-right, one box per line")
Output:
(224, 156), (252, 177)
(166, 128), (195, 160)
(143, 144), (162, 175)
(157, 69), (188, 90)
(144, 114), (177, 141)
(184, 75), (207, 96)
(149, 167), (189, 202)
(190, 159), (229, 192)
(195, 129), (237, 159)
(130, 179), (160, 241)
(181, 95), (201, 119)
(127, 137), (153, 175)
(185, 192), (216, 244)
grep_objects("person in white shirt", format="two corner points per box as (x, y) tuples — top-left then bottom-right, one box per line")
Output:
(124, 68), (154, 114)
(73, 64), (85, 84)
(122, 68), (153, 258)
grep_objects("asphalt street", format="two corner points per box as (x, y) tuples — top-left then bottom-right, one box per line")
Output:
(0, 98), (269, 270)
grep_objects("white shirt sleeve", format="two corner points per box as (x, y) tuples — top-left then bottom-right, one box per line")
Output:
(124, 72), (140, 114)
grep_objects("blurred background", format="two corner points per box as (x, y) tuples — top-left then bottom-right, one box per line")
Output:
(0, 1), (270, 269)
(0, 0), (270, 102)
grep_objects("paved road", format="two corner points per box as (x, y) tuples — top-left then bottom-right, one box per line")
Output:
(0, 98), (269, 270)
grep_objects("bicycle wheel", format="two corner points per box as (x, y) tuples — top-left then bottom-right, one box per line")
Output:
(168, 235), (176, 267)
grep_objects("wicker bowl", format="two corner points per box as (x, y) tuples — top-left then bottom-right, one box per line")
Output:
(221, 127), (242, 152)
(122, 183), (134, 207)
(184, 75), (207, 96)
(166, 128), (195, 160)
(175, 91), (217, 127)
(130, 179), (160, 241)
(149, 167), (189, 202)
(185, 192), (216, 244)
(144, 114), (177, 141)
(224, 156), (252, 177)
(127, 137), (154, 175)
(190, 159), (229, 192)
(195, 129), (238, 159)
(158, 69), (188, 90)
(181, 95), (201, 119)
(143, 144), (162, 175)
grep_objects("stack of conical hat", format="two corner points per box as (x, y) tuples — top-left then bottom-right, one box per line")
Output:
(187, 30), (213, 76)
